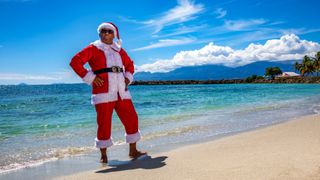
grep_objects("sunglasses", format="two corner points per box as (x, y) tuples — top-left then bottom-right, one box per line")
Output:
(100, 29), (114, 34)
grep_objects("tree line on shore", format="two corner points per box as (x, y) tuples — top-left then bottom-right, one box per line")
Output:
(246, 51), (320, 82)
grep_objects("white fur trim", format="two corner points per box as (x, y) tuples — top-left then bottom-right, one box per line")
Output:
(82, 70), (96, 85)
(97, 23), (117, 39)
(115, 39), (122, 50)
(125, 130), (141, 143)
(91, 40), (120, 52)
(90, 39), (131, 105)
(95, 137), (113, 148)
(124, 72), (134, 84)
(91, 92), (131, 105)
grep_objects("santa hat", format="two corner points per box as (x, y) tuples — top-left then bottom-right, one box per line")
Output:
(97, 22), (122, 47)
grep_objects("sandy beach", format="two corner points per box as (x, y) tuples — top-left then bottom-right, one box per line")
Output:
(55, 114), (320, 180)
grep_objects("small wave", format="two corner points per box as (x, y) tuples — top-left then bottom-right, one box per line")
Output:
(0, 157), (58, 174)
(113, 140), (126, 146)
(50, 146), (95, 159)
(139, 113), (200, 129)
(0, 141), (132, 174)
(311, 104), (320, 114)
(0, 146), (95, 174)
(142, 126), (199, 141)
(234, 103), (291, 114)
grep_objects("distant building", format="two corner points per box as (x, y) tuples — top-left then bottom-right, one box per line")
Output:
(277, 72), (301, 78)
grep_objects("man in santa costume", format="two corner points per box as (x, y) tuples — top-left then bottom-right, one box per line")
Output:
(70, 22), (146, 163)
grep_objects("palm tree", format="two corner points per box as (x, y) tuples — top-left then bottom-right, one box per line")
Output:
(302, 55), (315, 76)
(294, 51), (320, 77)
(313, 52), (320, 76)
(294, 61), (303, 75)
(295, 56), (314, 76)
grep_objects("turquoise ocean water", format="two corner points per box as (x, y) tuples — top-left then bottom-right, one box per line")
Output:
(0, 83), (320, 173)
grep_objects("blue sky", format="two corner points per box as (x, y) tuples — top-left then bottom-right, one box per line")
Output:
(0, 0), (319, 84)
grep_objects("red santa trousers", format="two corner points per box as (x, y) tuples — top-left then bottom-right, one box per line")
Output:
(94, 97), (140, 148)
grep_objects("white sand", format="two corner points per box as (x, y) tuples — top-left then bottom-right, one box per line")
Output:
(56, 114), (320, 180)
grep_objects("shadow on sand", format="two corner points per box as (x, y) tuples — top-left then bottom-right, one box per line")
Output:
(95, 155), (167, 173)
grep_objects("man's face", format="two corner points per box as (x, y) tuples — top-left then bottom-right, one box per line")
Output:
(99, 29), (115, 44)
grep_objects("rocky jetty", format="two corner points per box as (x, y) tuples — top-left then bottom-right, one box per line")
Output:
(131, 77), (320, 85)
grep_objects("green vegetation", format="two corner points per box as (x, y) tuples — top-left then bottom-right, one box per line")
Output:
(265, 67), (282, 80)
(245, 75), (264, 83)
(295, 51), (320, 76)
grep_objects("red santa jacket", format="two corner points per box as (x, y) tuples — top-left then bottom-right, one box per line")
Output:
(70, 40), (134, 104)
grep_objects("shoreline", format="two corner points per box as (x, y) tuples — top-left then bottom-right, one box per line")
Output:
(1, 114), (319, 179)
(55, 114), (320, 180)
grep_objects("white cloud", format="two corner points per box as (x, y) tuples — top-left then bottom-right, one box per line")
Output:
(0, 70), (81, 85)
(152, 24), (207, 38)
(144, 0), (204, 34)
(214, 30), (281, 47)
(118, 16), (148, 24)
(132, 37), (196, 51)
(136, 34), (320, 73)
(224, 19), (267, 31)
(214, 8), (227, 19)
(203, 25), (320, 48)
(229, 27), (320, 47)
(278, 28), (320, 36)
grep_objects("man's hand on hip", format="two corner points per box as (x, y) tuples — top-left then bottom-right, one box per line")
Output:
(125, 77), (130, 90)
(93, 76), (104, 86)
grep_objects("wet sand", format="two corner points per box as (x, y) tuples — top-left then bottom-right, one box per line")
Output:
(56, 114), (320, 180)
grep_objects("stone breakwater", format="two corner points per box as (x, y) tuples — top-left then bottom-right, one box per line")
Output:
(131, 77), (320, 85)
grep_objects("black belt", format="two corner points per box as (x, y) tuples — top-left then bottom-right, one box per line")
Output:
(94, 66), (123, 74)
